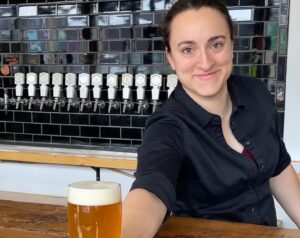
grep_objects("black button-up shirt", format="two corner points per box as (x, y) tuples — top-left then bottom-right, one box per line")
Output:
(131, 75), (291, 226)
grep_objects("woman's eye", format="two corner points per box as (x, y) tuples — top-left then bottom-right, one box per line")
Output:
(182, 48), (193, 54)
(212, 42), (224, 49)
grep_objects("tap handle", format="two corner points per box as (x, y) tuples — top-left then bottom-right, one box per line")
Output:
(39, 72), (50, 97)
(15, 73), (25, 85)
(150, 74), (162, 101)
(79, 73), (90, 99)
(92, 73), (103, 99)
(27, 72), (37, 97)
(135, 74), (147, 100)
(167, 74), (178, 97)
(65, 73), (77, 99)
(107, 74), (118, 100)
(122, 73), (133, 100)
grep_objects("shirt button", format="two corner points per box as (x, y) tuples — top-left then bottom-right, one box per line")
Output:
(250, 207), (256, 213)
(245, 141), (251, 146)
(249, 185), (253, 189)
(260, 163), (265, 170)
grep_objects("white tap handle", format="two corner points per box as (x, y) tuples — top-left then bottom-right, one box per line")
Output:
(107, 74), (118, 100)
(15, 73), (25, 85)
(122, 87), (131, 100)
(91, 73), (103, 86)
(52, 73), (63, 98)
(135, 74), (146, 100)
(167, 74), (178, 97)
(122, 73), (133, 87)
(92, 73), (103, 99)
(52, 73), (63, 86)
(65, 73), (76, 99)
(16, 85), (24, 97)
(39, 72), (50, 97)
(65, 73), (76, 86)
(15, 73), (25, 97)
(27, 72), (37, 97)
(150, 74), (162, 101)
(79, 73), (90, 99)
(122, 74), (133, 100)
(150, 74), (162, 87)
(53, 85), (61, 98)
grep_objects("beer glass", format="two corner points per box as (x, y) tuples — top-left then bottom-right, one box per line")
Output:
(68, 181), (122, 238)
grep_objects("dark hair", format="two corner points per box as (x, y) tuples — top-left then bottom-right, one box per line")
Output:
(162, 0), (234, 52)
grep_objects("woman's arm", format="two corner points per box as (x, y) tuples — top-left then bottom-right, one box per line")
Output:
(122, 188), (167, 238)
(270, 164), (300, 228)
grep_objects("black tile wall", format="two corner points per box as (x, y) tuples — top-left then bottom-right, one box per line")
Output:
(0, 0), (290, 152)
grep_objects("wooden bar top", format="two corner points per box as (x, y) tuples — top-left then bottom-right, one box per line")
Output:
(0, 144), (137, 170)
(1, 197), (300, 238)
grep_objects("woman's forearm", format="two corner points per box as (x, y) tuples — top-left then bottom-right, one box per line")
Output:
(122, 188), (167, 238)
(270, 164), (300, 228)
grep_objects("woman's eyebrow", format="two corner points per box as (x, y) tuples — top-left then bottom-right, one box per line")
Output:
(177, 35), (227, 47)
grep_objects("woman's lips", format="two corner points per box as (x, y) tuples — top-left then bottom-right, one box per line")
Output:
(194, 72), (217, 81)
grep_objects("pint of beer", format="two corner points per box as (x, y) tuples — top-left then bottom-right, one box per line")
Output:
(68, 181), (122, 238)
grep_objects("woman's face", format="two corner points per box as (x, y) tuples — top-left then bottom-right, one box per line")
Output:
(166, 7), (233, 104)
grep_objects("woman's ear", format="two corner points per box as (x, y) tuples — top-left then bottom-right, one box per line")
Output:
(165, 47), (175, 71)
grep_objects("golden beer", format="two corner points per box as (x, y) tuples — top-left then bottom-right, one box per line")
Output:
(68, 181), (122, 238)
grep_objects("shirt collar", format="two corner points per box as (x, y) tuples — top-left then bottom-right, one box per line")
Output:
(173, 75), (247, 127)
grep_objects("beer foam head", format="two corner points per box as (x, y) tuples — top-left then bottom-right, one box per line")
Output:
(68, 181), (121, 206)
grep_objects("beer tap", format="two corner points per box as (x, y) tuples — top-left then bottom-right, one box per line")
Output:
(65, 73), (77, 112)
(150, 74), (162, 113)
(121, 73), (134, 113)
(91, 73), (105, 112)
(79, 73), (91, 112)
(39, 72), (50, 110)
(14, 72), (25, 109)
(135, 73), (148, 114)
(52, 73), (63, 111)
(167, 74), (178, 97)
(26, 72), (37, 110)
(107, 74), (119, 113)
(3, 88), (8, 114)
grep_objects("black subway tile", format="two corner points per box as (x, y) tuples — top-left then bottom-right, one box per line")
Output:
(90, 115), (109, 126)
(111, 115), (130, 127)
(101, 127), (120, 138)
(33, 135), (51, 143)
(15, 134), (32, 142)
(15, 111), (32, 122)
(0, 6), (16, 17)
(99, 2), (119, 12)
(122, 128), (142, 139)
(70, 114), (89, 125)
(81, 126), (100, 138)
(33, 113), (50, 123)
(24, 123), (41, 134)
(61, 125), (80, 136)
(120, 1), (141, 12)
(43, 124), (60, 135)
(70, 137), (89, 145)
(58, 4), (77, 15)
(51, 113), (70, 124)
(6, 122), (23, 133)
(52, 136), (71, 144)
(0, 133), (14, 140)
(38, 5), (56, 15)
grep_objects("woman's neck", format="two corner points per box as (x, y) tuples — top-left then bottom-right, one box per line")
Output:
(190, 85), (232, 119)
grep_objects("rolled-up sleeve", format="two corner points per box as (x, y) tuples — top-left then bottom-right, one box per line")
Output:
(130, 115), (185, 210)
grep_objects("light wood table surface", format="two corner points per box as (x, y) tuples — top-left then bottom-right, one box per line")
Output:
(1, 195), (300, 238)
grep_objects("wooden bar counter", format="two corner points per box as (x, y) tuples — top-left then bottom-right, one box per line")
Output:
(1, 194), (300, 238)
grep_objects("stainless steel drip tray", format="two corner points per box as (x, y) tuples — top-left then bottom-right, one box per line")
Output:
(0, 143), (137, 160)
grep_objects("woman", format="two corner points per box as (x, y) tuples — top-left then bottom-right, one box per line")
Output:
(122, 1), (300, 237)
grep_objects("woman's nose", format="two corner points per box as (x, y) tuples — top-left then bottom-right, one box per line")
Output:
(196, 50), (213, 71)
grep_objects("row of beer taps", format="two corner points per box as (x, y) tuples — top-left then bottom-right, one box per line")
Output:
(0, 72), (178, 114)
